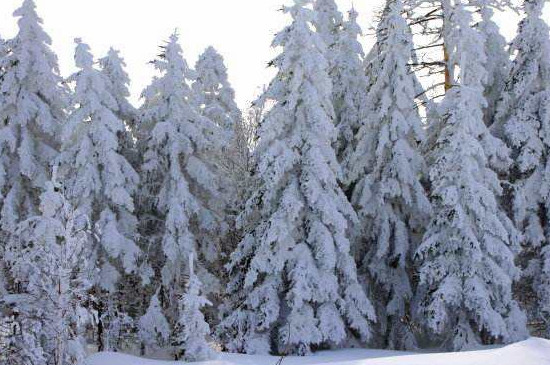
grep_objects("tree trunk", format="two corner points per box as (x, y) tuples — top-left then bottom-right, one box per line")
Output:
(97, 300), (105, 352)
(444, 43), (452, 91)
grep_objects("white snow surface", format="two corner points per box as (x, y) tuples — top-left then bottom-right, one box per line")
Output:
(86, 338), (550, 365)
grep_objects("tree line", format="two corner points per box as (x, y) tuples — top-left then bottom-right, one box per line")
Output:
(0, 0), (549, 363)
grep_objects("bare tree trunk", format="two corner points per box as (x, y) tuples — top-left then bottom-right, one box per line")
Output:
(96, 299), (105, 352)
(444, 44), (452, 91)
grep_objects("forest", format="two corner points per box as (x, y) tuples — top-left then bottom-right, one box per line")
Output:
(0, 0), (549, 363)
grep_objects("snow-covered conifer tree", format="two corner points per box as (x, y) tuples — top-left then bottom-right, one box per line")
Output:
(475, 1), (510, 127)
(193, 46), (242, 137)
(493, 0), (550, 336)
(0, 3), (67, 359)
(9, 172), (91, 365)
(98, 47), (148, 348)
(99, 48), (136, 123)
(313, 0), (343, 51)
(0, 0), (67, 271)
(58, 38), (141, 350)
(192, 46), (247, 219)
(174, 254), (214, 362)
(99, 48), (138, 168)
(60, 38), (140, 289)
(138, 291), (170, 355)
(219, 0), (375, 355)
(312, 0), (370, 177)
(416, 1), (528, 350)
(330, 8), (370, 179)
(346, 0), (431, 350)
(138, 33), (226, 320)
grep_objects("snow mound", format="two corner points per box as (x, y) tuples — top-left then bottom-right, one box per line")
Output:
(85, 338), (550, 365)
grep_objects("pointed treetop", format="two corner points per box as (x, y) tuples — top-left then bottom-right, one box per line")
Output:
(169, 29), (179, 44)
(99, 47), (135, 120)
(1, 0), (68, 147)
(165, 30), (180, 56)
(193, 45), (241, 133)
(101, 47), (129, 72)
(13, 0), (52, 45)
(141, 31), (195, 105)
(108, 46), (122, 58)
(157, 31), (194, 79)
(100, 47), (129, 77)
(273, 0), (319, 51)
(343, 5), (363, 40)
(313, 0), (343, 46)
(73, 38), (94, 69)
(195, 46), (230, 90)
(203, 45), (220, 58)
(348, 6), (359, 22)
(14, 0), (38, 18)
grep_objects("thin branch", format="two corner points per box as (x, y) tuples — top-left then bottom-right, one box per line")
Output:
(414, 93), (446, 110)
(414, 43), (444, 51)
(409, 61), (445, 67)
(415, 82), (446, 99)
(409, 15), (443, 26)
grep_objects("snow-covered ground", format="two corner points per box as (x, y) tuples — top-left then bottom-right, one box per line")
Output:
(86, 338), (550, 365)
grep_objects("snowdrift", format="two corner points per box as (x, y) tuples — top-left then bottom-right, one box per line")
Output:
(86, 337), (550, 365)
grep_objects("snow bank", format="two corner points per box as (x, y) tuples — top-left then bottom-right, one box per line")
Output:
(85, 337), (550, 365)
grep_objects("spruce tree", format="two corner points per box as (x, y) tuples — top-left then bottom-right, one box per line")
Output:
(347, 0), (431, 350)
(98, 47), (149, 348)
(192, 47), (246, 175)
(477, 4), (510, 127)
(0, 1), (67, 360)
(219, 0), (375, 355)
(192, 46), (247, 254)
(494, 0), (550, 336)
(416, 0), (528, 350)
(58, 38), (141, 351)
(313, 0), (343, 52)
(174, 254), (215, 361)
(99, 48), (136, 123)
(99, 48), (139, 169)
(0, 0), (67, 273)
(138, 33), (226, 324)
(11, 173), (92, 365)
(138, 291), (170, 356)
(193, 47), (242, 137)
(330, 8), (370, 181)
(312, 1), (371, 179)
